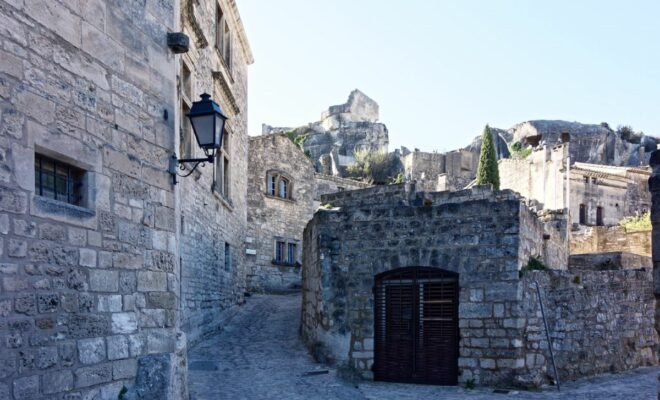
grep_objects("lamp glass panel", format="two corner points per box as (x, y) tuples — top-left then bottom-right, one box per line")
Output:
(190, 114), (215, 147)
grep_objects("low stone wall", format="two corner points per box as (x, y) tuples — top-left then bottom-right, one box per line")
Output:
(570, 226), (651, 257)
(569, 252), (652, 270)
(519, 270), (657, 385)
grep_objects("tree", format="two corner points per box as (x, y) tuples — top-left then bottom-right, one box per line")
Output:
(476, 125), (500, 190)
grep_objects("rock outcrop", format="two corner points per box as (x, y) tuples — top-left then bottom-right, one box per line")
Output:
(262, 90), (389, 173)
(468, 120), (658, 166)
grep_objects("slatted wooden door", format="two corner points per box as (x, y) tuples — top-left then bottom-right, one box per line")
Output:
(373, 267), (459, 385)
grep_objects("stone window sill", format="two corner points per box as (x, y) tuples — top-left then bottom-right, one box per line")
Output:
(213, 189), (234, 211)
(31, 195), (96, 229)
(264, 193), (296, 203)
(271, 260), (301, 268)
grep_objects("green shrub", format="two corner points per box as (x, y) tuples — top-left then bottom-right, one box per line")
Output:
(346, 148), (393, 184)
(464, 378), (476, 390)
(519, 257), (548, 277)
(509, 142), (533, 159)
(618, 212), (651, 232)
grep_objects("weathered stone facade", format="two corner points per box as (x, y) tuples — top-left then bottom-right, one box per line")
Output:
(499, 144), (651, 227)
(570, 225), (651, 256)
(177, 0), (253, 348)
(246, 133), (367, 293)
(0, 0), (252, 398)
(402, 149), (478, 192)
(302, 184), (656, 387)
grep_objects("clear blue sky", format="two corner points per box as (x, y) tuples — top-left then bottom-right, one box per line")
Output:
(239, 1), (660, 152)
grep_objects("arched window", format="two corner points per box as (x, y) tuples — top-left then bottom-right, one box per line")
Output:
(266, 171), (293, 200)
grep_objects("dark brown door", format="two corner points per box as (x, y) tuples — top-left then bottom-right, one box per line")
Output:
(374, 267), (459, 385)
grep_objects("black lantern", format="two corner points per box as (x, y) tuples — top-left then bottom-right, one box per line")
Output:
(168, 93), (228, 185)
(187, 93), (228, 151)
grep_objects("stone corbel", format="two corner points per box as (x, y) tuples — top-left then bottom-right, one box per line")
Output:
(183, 0), (208, 49)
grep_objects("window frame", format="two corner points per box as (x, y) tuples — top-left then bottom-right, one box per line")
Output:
(273, 239), (300, 266)
(596, 206), (604, 226)
(215, 3), (232, 71)
(579, 204), (587, 224)
(179, 59), (194, 159)
(214, 127), (232, 204)
(34, 153), (86, 207)
(265, 170), (294, 201)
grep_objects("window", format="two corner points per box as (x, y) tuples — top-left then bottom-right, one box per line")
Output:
(266, 172), (293, 200)
(274, 240), (298, 265)
(596, 206), (603, 226)
(287, 243), (296, 264)
(591, 177), (597, 184)
(224, 242), (231, 271)
(579, 204), (586, 224)
(34, 154), (85, 206)
(180, 61), (193, 158)
(216, 4), (231, 69)
(583, 176), (589, 184)
(214, 129), (231, 201)
(275, 241), (285, 263)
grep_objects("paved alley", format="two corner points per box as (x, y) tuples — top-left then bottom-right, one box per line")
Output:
(188, 294), (659, 400)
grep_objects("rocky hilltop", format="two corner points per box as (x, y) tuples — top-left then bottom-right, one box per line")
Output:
(467, 120), (657, 166)
(262, 90), (389, 174)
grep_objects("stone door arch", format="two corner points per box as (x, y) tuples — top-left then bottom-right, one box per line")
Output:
(373, 267), (459, 385)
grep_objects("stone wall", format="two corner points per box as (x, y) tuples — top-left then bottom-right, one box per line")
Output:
(570, 226), (651, 257)
(401, 149), (478, 192)
(302, 185), (535, 386)
(0, 0), (185, 398)
(246, 134), (316, 293)
(177, 0), (253, 347)
(519, 270), (657, 385)
(313, 173), (370, 203)
(569, 252), (652, 270)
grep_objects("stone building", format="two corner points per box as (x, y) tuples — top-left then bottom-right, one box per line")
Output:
(0, 0), (252, 399)
(401, 149), (479, 192)
(177, 0), (253, 348)
(499, 143), (651, 227)
(262, 89), (389, 175)
(246, 133), (367, 293)
(302, 184), (656, 387)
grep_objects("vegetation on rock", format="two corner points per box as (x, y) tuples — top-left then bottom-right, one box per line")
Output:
(476, 125), (500, 189)
(509, 142), (533, 159)
(346, 148), (396, 184)
(618, 211), (651, 232)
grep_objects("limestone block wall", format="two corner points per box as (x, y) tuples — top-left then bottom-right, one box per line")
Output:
(570, 226), (651, 257)
(177, 0), (252, 347)
(313, 173), (370, 204)
(246, 134), (316, 292)
(0, 0), (186, 398)
(569, 252), (652, 270)
(519, 270), (657, 385)
(302, 185), (533, 386)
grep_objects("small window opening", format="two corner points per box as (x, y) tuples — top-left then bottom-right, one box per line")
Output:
(579, 204), (586, 224)
(34, 154), (85, 206)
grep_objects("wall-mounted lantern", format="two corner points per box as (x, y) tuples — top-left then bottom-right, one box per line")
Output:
(169, 93), (228, 184)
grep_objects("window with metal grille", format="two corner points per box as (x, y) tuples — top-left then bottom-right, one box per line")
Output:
(34, 154), (85, 206)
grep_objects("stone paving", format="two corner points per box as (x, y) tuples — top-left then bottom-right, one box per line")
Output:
(188, 294), (659, 400)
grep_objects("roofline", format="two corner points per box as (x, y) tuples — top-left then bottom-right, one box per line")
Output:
(228, 0), (254, 65)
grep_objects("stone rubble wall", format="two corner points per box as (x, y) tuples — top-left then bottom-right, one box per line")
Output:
(568, 252), (652, 270)
(303, 185), (532, 386)
(570, 226), (651, 257)
(178, 0), (251, 348)
(0, 0), (185, 398)
(519, 270), (657, 385)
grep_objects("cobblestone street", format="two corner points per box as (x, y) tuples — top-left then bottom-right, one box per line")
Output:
(188, 294), (659, 400)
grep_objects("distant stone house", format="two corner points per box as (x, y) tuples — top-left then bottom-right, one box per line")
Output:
(499, 143), (651, 227)
(302, 184), (656, 387)
(246, 133), (368, 293)
(0, 0), (253, 399)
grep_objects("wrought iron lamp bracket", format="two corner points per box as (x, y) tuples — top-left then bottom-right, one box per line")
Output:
(169, 150), (215, 185)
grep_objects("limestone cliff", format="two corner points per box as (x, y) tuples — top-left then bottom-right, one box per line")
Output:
(262, 90), (389, 174)
(467, 120), (658, 166)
